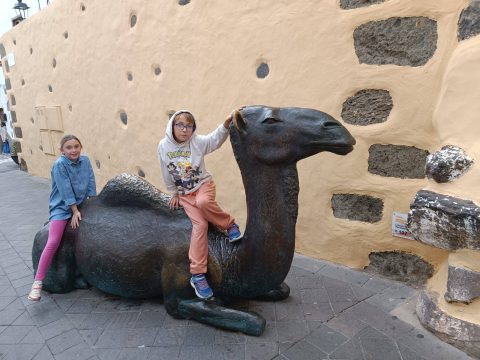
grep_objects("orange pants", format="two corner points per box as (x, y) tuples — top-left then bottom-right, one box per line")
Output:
(179, 180), (234, 274)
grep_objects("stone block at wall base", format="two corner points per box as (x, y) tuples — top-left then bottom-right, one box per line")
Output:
(416, 290), (480, 359)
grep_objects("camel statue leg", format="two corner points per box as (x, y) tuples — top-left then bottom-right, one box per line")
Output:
(177, 299), (266, 336)
(255, 282), (290, 301)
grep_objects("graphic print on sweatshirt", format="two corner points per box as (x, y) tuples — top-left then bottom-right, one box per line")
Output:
(166, 149), (202, 194)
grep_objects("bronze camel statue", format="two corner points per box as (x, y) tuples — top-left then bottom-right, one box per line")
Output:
(32, 106), (355, 336)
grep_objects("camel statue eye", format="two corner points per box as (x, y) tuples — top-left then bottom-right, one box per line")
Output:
(262, 117), (279, 124)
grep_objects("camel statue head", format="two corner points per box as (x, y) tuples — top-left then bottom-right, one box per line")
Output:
(231, 106), (356, 166)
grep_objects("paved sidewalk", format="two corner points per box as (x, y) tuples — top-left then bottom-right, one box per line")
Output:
(0, 154), (473, 360)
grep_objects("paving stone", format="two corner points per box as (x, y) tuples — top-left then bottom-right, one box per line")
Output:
(0, 285), (18, 296)
(65, 314), (88, 327)
(0, 297), (16, 311)
(46, 328), (84, 354)
(361, 276), (394, 292)
(20, 327), (45, 344)
(291, 255), (328, 273)
(110, 347), (150, 360)
(32, 345), (55, 360)
(67, 298), (102, 314)
(246, 322), (277, 344)
(0, 309), (24, 325)
(360, 337), (402, 360)
(329, 338), (364, 360)
(326, 311), (369, 338)
(134, 310), (166, 328)
(249, 303), (276, 321)
(214, 328), (246, 344)
(11, 275), (34, 289)
(398, 343), (428, 360)
(281, 339), (327, 359)
(184, 324), (216, 345)
(275, 303), (305, 322)
(54, 342), (97, 360)
(276, 321), (309, 343)
(0, 343), (44, 360)
(302, 302), (335, 322)
(0, 325), (35, 344)
(26, 300), (64, 326)
(178, 344), (245, 360)
(299, 288), (330, 304)
(105, 312), (140, 329)
(39, 317), (75, 340)
(245, 342), (279, 360)
(154, 325), (187, 347)
(319, 265), (370, 286)
(304, 324), (348, 354)
(11, 310), (35, 326)
(95, 327), (158, 348)
(79, 313), (113, 330)
(80, 328), (104, 347)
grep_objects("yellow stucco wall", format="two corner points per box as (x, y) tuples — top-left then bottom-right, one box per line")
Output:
(1, 0), (479, 322)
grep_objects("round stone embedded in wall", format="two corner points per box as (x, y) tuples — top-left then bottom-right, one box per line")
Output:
(127, 72), (133, 81)
(31, 117), (34, 124)
(21, 79), (25, 86)
(52, 58), (57, 68)
(458, 1), (480, 41)
(95, 160), (101, 169)
(256, 63), (269, 79)
(130, 14), (137, 28)
(20, 158), (28, 172)
(13, 39), (16, 45)
(354, 17), (438, 66)
(153, 66), (161, 76)
(340, 0), (386, 9)
(178, 0), (191, 5)
(426, 145), (474, 183)
(30, 47), (33, 55)
(68, 104), (73, 112)
(137, 168), (146, 178)
(64, 31), (69, 39)
(48, 85), (53, 92)
(39, 145), (43, 151)
(80, 3), (86, 11)
(341, 89), (393, 126)
(364, 251), (434, 287)
(331, 193), (384, 223)
(368, 144), (429, 178)
(119, 111), (128, 126)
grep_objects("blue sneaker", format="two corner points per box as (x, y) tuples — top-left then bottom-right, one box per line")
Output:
(228, 223), (242, 243)
(190, 274), (213, 299)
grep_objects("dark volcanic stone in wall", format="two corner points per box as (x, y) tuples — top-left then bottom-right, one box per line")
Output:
(368, 144), (429, 178)
(365, 251), (433, 287)
(445, 266), (480, 304)
(354, 17), (438, 66)
(5, 78), (11, 90)
(341, 89), (392, 126)
(340, 0), (386, 10)
(408, 190), (480, 250)
(426, 145), (473, 183)
(331, 193), (383, 222)
(14, 127), (22, 138)
(0, 43), (5, 58)
(458, 0), (480, 41)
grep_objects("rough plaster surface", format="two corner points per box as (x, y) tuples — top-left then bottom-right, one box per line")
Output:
(331, 193), (383, 222)
(458, 0), (480, 41)
(417, 290), (480, 359)
(445, 265), (480, 304)
(368, 144), (429, 179)
(365, 251), (434, 287)
(353, 17), (438, 66)
(426, 145), (474, 183)
(341, 89), (393, 126)
(408, 190), (480, 250)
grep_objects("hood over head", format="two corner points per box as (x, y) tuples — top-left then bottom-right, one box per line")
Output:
(165, 110), (197, 144)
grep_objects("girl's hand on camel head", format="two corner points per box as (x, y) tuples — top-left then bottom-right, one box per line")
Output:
(169, 196), (180, 210)
(71, 211), (82, 229)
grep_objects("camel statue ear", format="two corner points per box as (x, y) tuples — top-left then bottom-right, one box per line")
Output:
(232, 110), (247, 133)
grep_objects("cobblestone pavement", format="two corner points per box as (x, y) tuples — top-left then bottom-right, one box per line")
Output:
(0, 155), (473, 360)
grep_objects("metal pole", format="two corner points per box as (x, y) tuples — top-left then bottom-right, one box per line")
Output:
(37, 0), (40, 10)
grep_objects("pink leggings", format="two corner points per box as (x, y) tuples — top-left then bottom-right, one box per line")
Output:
(35, 220), (68, 281)
(179, 180), (234, 274)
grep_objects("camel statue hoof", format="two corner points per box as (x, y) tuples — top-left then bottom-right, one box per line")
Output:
(177, 298), (266, 336)
(255, 282), (290, 301)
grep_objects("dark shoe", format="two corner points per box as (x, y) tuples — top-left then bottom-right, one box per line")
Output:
(228, 223), (242, 243)
(190, 274), (213, 299)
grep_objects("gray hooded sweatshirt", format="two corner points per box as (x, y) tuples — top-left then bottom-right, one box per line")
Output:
(157, 110), (229, 196)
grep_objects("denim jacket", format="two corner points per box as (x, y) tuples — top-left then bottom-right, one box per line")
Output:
(49, 154), (96, 220)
